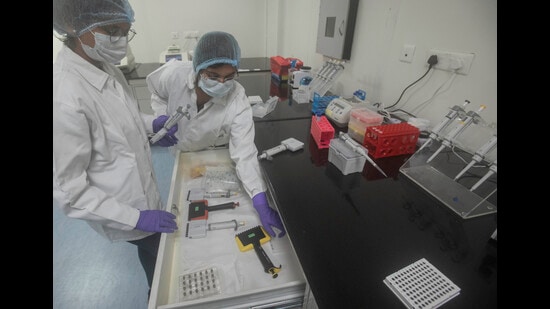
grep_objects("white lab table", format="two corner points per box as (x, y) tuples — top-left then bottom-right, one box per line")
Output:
(148, 148), (306, 309)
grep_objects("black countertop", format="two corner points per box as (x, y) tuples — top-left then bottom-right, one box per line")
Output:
(124, 57), (271, 80)
(254, 118), (497, 309)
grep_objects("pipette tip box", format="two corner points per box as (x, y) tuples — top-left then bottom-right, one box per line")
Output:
(328, 138), (366, 175)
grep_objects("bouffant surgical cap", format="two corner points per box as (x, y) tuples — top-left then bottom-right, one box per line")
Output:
(53, 0), (135, 38)
(193, 31), (241, 73)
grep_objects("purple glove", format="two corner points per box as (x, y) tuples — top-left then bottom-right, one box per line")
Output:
(152, 115), (179, 147)
(252, 192), (286, 238)
(135, 210), (178, 233)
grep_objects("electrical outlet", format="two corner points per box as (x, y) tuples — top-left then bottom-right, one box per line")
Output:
(428, 49), (475, 75)
(399, 44), (416, 63)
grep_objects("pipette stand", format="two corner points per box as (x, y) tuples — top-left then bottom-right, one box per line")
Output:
(399, 109), (497, 219)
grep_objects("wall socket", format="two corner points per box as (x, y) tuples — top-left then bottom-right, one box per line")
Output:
(428, 49), (475, 75)
(399, 44), (416, 63)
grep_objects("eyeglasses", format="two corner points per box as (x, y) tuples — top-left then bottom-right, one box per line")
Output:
(201, 70), (239, 83)
(98, 26), (136, 43)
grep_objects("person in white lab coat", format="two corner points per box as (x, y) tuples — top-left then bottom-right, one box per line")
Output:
(53, 0), (179, 293)
(146, 31), (286, 238)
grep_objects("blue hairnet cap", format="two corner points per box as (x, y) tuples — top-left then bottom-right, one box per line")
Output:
(193, 31), (241, 72)
(53, 0), (135, 38)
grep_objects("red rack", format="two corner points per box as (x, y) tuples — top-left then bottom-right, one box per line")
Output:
(310, 115), (335, 149)
(363, 123), (419, 158)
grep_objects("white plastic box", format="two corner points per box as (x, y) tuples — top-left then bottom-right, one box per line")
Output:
(328, 138), (366, 175)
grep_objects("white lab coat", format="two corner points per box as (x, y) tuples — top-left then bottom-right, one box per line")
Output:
(53, 45), (161, 242)
(146, 60), (266, 198)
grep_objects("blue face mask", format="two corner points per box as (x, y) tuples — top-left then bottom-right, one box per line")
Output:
(198, 77), (234, 98)
(80, 32), (127, 64)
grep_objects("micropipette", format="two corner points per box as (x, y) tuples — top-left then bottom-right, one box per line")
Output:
(426, 105), (486, 163)
(470, 159), (497, 191)
(149, 104), (190, 144)
(258, 138), (304, 161)
(338, 132), (388, 177)
(417, 100), (470, 153)
(454, 134), (497, 181)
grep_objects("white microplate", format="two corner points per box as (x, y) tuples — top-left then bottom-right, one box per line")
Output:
(383, 258), (460, 309)
(178, 266), (222, 302)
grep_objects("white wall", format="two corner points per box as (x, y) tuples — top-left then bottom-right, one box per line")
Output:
(53, 0), (497, 146)
(278, 0), (497, 128)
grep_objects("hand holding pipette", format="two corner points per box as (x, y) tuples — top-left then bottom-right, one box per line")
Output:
(150, 105), (190, 145)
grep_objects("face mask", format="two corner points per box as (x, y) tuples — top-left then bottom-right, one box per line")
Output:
(198, 77), (234, 97)
(80, 32), (127, 64)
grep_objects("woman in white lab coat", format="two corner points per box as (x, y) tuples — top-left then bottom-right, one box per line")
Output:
(146, 31), (286, 238)
(53, 0), (178, 293)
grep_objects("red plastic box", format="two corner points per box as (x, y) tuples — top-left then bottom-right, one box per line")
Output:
(270, 56), (303, 82)
(310, 115), (335, 149)
(363, 123), (419, 158)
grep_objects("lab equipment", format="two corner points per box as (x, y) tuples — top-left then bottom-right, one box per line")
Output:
(178, 266), (222, 302)
(186, 219), (245, 239)
(236, 225), (281, 278)
(270, 56), (303, 82)
(187, 188), (237, 201)
(384, 258), (460, 309)
(149, 105), (190, 144)
(426, 105), (486, 163)
(363, 123), (420, 159)
(311, 93), (340, 116)
(290, 66), (313, 89)
(328, 138), (367, 175)
(470, 159), (497, 191)
(252, 96), (278, 118)
(188, 200), (239, 221)
(159, 44), (185, 63)
(248, 95), (263, 105)
(308, 59), (345, 100)
(347, 108), (384, 143)
(316, 0), (359, 60)
(454, 134), (497, 181)
(417, 100), (470, 153)
(325, 98), (371, 127)
(338, 132), (388, 177)
(310, 115), (335, 148)
(258, 138), (304, 161)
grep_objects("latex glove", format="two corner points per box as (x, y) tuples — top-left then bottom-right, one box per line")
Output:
(252, 192), (286, 238)
(135, 210), (178, 233)
(152, 115), (179, 147)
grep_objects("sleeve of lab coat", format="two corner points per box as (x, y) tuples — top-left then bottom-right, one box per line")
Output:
(228, 88), (266, 198)
(53, 100), (140, 231)
(146, 60), (181, 118)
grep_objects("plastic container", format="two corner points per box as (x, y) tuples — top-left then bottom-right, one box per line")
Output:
(363, 122), (420, 158)
(291, 66), (312, 89)
(328, 138), (366, 175)
(347, 108), (383, 143)
(270, 56), (303, 82)
(310, 115), (335, 149)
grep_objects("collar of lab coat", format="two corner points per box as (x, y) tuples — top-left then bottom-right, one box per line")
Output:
(60, 45), (112, 92)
